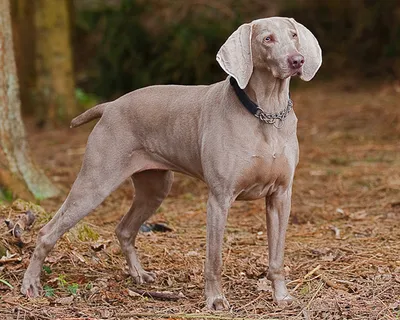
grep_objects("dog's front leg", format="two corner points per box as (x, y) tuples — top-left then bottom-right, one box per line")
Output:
(204, 192), (232, 310)
(265, 188), (295, 307)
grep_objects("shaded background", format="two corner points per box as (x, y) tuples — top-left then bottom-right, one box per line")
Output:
(11, 0), (400, 117)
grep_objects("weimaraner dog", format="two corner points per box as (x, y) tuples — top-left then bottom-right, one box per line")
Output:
(22, 17), (321, 310)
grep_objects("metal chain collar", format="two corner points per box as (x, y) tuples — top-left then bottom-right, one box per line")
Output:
(229, 76), (293, 129)
(255, 98), (293, 128)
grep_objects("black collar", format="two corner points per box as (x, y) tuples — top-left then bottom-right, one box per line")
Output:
(229, 76), (293, 126)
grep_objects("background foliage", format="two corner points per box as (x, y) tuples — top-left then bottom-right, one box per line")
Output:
(75, 0), (245, 98)
(73, 0), (400, 100)
(282, 0), (400, 79)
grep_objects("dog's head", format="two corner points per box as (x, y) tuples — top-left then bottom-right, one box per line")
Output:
(216, 17), (322, 89)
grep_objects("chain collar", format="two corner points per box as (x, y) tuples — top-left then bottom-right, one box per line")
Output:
(255, 98), (293, 127)
(229, 76), (293, 128)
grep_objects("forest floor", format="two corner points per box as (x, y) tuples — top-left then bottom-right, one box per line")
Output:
(1, 81), (399, 320)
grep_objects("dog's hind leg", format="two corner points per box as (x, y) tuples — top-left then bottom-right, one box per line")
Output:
(116, 170), (173, 284)
(21, 122), (141, 297)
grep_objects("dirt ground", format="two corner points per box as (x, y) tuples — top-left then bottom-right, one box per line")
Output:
(1, 81), (399, 320)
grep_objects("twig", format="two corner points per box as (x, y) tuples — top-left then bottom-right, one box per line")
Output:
(2, 298), (36, 312)
(287, 274), (322, 286)
(304, 265), (321, 279)
(295, 282), (324, 319)
(291, 265), (322, 293)
(129, 288), (185, 301)
(0, 257), (22, 264)
(236, 293), (266, 311)
(314, 270), (346, 291)
(117, 313), (257, 319)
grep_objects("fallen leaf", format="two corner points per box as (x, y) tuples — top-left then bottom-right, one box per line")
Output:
(91, 243), (105, 252)
(55, 295), (74, 305)
(329, 225), (341, 239)
(5, 211), (36, 239)
(321, 253), (335, 262)
(257, 278), (272, 292)
(45, 254), (64, 264)
(100, 309), (113, 318)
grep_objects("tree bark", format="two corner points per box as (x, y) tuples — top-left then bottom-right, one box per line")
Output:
(11, 0), (36, 115)
(34, 0), (77, 126)
(0, 0), (59, 200)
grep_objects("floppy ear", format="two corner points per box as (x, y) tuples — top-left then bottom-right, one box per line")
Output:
(216, 23), (253, 89)
(290, 18), (322, 81)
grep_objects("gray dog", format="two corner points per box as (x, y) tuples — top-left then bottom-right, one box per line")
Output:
(22, 17), (322, 310)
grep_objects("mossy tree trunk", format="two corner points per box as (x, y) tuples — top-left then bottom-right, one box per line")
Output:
(0, 0), (59, 200)
(34, 0), (77, 126)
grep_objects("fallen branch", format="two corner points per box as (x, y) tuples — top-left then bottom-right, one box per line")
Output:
(129, 288), (185, 301)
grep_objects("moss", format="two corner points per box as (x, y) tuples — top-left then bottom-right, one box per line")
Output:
(77, 224), (99, 242)
(0, 243), (7, 258)
(0, 188), (13, 202)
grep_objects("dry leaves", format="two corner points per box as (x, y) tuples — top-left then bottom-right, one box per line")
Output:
(0, 83), (399, 319)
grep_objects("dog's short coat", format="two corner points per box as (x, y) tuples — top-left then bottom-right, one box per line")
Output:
(21, 17), (322, 310)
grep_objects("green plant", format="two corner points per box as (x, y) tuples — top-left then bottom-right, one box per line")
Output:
(43, 285), (55, 297)
(57, 274), (68, 287)
(44, 274), (82, 297)
(43, 265), (52, 274)
(85, 282), (93, 290)
(0, 278), (13, 289)
(67, 283), (79, 295)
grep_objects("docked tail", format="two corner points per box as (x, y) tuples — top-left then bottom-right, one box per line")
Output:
(70, 103), (108, 128)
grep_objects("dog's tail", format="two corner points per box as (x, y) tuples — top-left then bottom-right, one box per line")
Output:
(70, 103), (108, 128)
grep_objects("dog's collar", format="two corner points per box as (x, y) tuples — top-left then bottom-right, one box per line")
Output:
(229, 77), (293, 128)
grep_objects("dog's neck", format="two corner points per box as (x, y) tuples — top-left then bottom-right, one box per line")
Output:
(244, 68), (291, 113)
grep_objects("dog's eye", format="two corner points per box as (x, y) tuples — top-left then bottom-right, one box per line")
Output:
(292, 33), (297, 38)
(265, 36), (272, 42)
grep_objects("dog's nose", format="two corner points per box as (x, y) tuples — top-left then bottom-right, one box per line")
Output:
(288, 54), (304, 69)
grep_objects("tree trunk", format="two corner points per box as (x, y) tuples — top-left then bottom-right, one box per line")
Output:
(0, 0), (59, 200)
(11, 0), (36, 115)
(34, 0), (77, 126)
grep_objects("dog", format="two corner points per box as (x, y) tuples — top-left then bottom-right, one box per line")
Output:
(21, 17), (322, 310)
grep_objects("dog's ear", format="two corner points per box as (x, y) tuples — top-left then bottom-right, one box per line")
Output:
(289, 18), (322, 81)
(216, 23), (253, 89)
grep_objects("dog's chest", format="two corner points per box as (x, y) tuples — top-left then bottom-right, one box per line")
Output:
(235, 136), (298, 200)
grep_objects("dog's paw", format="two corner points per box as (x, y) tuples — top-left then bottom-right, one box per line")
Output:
(21, 276), (42, 298)
(274, 293), (296, 308)
(131, 270), (156, 284)
(206, 294), (230, 311)
(271, 279), (296, 308)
